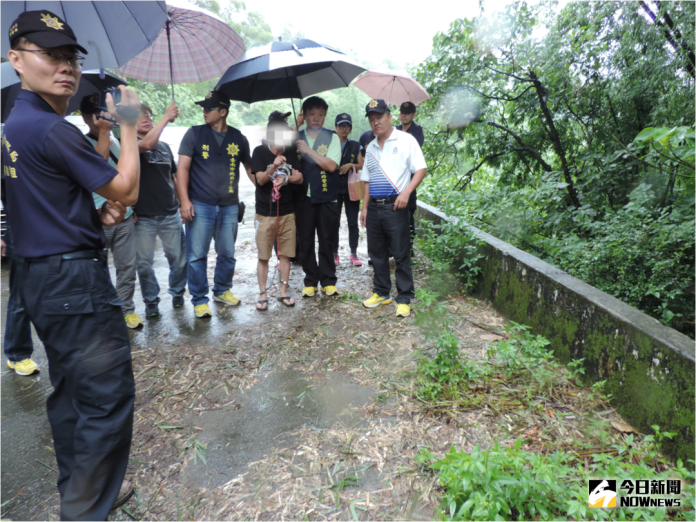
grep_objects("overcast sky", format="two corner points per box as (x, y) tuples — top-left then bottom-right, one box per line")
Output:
(243, 0), (515, 71)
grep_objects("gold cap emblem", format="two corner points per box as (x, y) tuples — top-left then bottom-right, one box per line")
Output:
(41, 13), (64, 31)
(205, 92), (213, 99)
(368, 100), (378, 108)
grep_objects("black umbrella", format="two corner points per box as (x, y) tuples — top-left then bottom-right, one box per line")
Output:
(1, 62), (127, 122)
(215, 39), (366, 105)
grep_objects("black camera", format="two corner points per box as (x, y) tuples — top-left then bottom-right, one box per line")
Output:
(96, 88), (139, 122)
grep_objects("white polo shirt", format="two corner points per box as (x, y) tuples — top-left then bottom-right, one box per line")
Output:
(361, 128), (426, 198)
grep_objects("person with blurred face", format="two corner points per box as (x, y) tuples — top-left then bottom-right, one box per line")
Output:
(332, 113), (364, 266)
(294, 96), (342, 297)
(176, 90), (252, 318)
(4, 10), (142, 519)
(359, 100), (427, 318)
(133, 102), (188, 318)
(250, 112), (304, 311)
(396, 101), (424, 255)
(81, 95), (141, 329)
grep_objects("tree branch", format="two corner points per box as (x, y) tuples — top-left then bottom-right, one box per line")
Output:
(639, 0), (695, 78)
(611, 134), (696, 178)
(485, 121), (553, 172)
(483, 64), (534, 82)
(529, 70), (581, 209)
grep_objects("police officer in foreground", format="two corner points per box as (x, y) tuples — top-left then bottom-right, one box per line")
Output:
(4, 10), (141, 520)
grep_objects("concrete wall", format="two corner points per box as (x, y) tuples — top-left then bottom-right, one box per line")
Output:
(415, 201), (695, 463)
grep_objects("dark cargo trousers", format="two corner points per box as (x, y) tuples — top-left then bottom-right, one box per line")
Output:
(296, 196), (339, 288)
(18, 252), (135, 521)
(366, 201), (415, 304)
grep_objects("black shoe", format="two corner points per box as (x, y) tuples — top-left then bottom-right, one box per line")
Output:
(172, 296), (184, 308)
(145, 303), (160, 317)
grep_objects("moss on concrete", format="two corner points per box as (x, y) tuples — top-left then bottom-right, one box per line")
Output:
(416, 208), (695, 464)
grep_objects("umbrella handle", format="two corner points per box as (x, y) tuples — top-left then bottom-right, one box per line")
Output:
(166, 20), (175, 102)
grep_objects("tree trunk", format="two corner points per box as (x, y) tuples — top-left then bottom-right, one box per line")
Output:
(528, 70), (581, 209)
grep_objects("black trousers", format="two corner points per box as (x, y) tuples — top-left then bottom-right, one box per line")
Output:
(333, 192), (360, 256)
(408, 191), (417, 251)
(18, 252), (135, 521)
(366, 201), (415, 304)
(296, 196), (339, 287)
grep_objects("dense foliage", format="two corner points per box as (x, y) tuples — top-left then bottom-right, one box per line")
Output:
(412, 1), (695, 337)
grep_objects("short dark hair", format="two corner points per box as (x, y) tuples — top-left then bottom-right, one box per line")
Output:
(302, 96), (328, 114)
(140, 103), (153, 116)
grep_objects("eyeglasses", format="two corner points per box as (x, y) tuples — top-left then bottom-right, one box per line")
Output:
(337, 124), (351, 129)
(203, 107), (221, 112)
(15, 48), (85, 68)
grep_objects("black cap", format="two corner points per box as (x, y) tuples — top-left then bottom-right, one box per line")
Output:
(268, 110), (291, 124)
(400, 101), (417, 114)
(335, 113), (352, 126)
(195, 91), (230, 110)
(79, 94), (101, 115)
(9, 11), (87, 54)
(365, 99), (390, 116)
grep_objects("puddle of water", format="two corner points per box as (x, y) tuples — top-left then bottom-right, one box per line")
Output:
(181, 368), (376, 489)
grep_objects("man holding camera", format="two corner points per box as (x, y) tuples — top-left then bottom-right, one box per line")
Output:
(4, 10), (141, 519)
(295, 96), (341, 297)
(177, 91), (252, 318)
(80, 94), (142, 329)
(360, 100), (427, 318)
(250, 112), (303, 311)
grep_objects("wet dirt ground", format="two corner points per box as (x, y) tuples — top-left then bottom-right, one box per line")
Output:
(1, 174), (509, 520)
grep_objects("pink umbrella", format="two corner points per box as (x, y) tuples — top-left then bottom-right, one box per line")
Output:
(353, 68), (430, 106)
(118, 0), (245, 99)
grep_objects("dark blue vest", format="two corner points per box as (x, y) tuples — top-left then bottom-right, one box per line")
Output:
(188, 124), (246, 206)
(298, 128), (339, 204)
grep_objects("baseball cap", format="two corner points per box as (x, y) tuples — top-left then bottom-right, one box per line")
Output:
(79, 94), (101, 115)
(365, 99), (390, 116)
(9, 11), (87, 54)
(400, 101), (417, 114)
(195, 91), (231, 110)
(335, 113), (352, 126)
(268, 110), (291, 124)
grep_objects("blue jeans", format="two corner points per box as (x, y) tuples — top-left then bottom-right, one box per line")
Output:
(135, 212), (187, 305)
(3, 225), (34, 362)
(185, 201), (238, 305)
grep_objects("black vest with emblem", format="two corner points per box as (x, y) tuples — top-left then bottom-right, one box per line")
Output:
(188, 124), (245, 206)
(337, 139), (361, 194)
(298, 128), (339, 204)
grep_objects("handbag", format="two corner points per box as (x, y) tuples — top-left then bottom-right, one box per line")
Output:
(347, 167), (364, 201)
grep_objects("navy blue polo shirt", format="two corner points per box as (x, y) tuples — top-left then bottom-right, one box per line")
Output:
(1, 90), (118, 258)
(396, 122), (424, 148)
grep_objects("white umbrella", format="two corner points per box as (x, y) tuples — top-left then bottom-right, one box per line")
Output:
(353, 68), (430, 107)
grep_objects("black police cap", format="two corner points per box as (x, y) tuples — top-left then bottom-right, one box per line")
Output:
(365, 99), (390, 116)
(335, 113), (352, 126)
(195, 91), (231, 110)
(9, 11), (87, 55)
